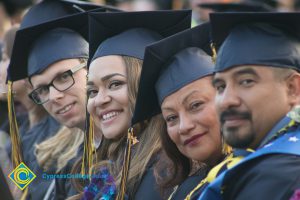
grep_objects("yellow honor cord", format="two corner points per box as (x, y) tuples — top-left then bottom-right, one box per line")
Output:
(184, 178), (207, 200)
(81, 116), (95, 177)
(182, 153), (244, 200)
(116, 127), (139, 200)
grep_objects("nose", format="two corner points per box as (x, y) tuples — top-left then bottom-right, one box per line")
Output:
(178, 113), (195, 135)
(94, 89), (111, 107)
(48, 86), (64, 102)
(216, 85), (241, 112)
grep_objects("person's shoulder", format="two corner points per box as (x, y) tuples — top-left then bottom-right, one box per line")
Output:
(223, 154), (300, 200)
(231, 153), (300, 177)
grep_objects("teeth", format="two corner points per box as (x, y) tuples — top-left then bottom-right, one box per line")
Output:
(102, 111), (120, 121)
(58, 104), (73, 114)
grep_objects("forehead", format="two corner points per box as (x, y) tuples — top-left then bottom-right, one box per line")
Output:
(88, 55), (126, 81)
(162, 76), (214, 107)
(214, 65), (274, 80)
(30, 58), (80, 85)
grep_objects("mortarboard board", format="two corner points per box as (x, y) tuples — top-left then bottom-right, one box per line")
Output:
(199, 0), (275, 12)
(88, 10), (192, 65)
(209, 12), (300, 72)
(8, 0), (119, 82)
(132, 22), (214, 125)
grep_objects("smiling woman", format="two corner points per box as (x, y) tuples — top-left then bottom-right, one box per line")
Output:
(72, 10), (192, 200)
(87, 55), (130, 140)
(132, 23), (231, 200)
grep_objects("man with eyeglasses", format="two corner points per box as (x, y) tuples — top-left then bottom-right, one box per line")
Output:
(9, 2), (98, 131)
(7, 1), (114, 199)
(28, 56), (87, 130)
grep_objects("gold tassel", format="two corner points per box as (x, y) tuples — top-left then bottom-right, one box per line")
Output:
(116, 127), (139, 200)
(210, 43), (217, 64)
(81, 115), (95, 177)
(7, 81), (22, 168)
(20, 187), (28, 200)
(222, 143), (232, 156)
(88, 116), (95, 176)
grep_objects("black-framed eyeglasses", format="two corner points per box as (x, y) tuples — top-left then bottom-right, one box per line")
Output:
(29, 62), (86, 105)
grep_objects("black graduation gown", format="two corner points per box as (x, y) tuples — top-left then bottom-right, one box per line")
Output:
(23, 116), (60, 200)
(0, 100), (8, 129)
(170, 173), (208, 200)
(92, 155), (163, 200)
(132, 167), (163, 200)
(52, 145), (84, 200)
(223, 154), (300, 200)
(92, 166), (163, 200)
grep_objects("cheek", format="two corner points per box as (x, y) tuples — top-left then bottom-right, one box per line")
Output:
(199, 107), (221, 140)
(200, 104), (220, 128)
(116, 87), (130, 108)
(167, 126), (179, 145)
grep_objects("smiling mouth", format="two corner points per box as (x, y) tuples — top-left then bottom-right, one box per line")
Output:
(184, 132), (207, 146)
(57, 103), (74, 114)
(102, 111), (121, 121)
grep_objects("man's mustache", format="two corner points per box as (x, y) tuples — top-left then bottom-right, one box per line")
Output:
(220, 109), (251, 124)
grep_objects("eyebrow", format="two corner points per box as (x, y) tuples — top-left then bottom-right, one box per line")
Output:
(212, 67), (259, 87)
(182, 90), (200, 104)
(162, 90), (200, 111)
(34, 69), (70, 88)
(233, 67), (259, 77)
(101, 73), (126, 81)
(87, 73), (126, 86)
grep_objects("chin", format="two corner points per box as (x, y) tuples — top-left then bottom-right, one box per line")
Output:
(65, 118), (83, 129)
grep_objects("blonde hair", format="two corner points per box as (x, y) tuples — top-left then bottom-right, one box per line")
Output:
(35, 127), (83, 172)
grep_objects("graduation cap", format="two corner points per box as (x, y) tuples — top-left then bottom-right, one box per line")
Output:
(88, 10), (192, 65)
(8, 0), (119, 82)
(209, 12), (300, 72)
(87, 10), (192, 200)
(132, 22), (214, 125)
(199, 0), (275, 12)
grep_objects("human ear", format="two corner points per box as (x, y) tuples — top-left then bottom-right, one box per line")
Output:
(286, 73), (300, 106)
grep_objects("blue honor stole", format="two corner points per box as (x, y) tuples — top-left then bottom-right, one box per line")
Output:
(198, 115), (300, 200)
